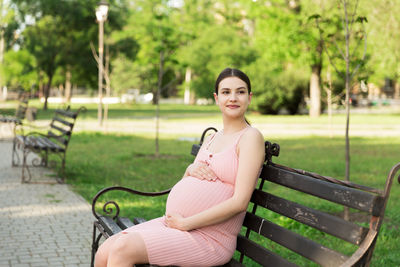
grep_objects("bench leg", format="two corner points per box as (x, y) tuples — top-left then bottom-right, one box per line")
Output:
(59, 154), (66, 183)
(43, 150), (48, 167)
(91, 223), (103, 267)
(12, 137), (21, 167)
(21, 145), (32, 183)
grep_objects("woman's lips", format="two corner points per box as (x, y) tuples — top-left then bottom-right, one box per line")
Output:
(227, 105), (240, 109)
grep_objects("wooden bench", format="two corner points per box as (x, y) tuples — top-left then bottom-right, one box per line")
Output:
(90, 127), (400, 267)
(12, 106), (85, 183)
(0, 97), (29, 137)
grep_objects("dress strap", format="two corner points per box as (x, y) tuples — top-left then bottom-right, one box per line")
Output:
(234, 126), (251, 146)
(205, 132), (218, 150)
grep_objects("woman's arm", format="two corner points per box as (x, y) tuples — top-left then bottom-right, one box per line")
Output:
(166, 128), (265, 231)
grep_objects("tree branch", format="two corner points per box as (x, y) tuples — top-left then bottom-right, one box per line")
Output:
(350, 23), (367, 80)
(90, 41), (111, 90)
(315, 18), (344, 79)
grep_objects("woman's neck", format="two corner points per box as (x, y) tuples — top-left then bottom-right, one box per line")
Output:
(221, 118), (248, 135)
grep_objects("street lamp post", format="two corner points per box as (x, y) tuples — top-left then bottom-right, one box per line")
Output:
(96, 1), (109, 126)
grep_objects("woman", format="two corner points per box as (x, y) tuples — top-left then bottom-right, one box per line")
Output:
(95, 68), (265, 267)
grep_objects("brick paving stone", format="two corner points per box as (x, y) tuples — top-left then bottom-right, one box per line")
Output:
(0, 140), (93, 266)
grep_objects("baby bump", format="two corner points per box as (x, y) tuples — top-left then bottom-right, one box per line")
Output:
(166, 176), (234, 217)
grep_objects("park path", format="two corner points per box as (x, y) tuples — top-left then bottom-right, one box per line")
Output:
(0, 140), (93, 267)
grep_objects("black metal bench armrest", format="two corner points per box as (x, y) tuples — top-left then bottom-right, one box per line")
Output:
(91, 186), (171, 220)
(15, 123), (49, 136)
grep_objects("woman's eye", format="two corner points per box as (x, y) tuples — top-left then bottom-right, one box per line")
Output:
(222, 91), (230, 95)
(239, 90), (246, 94)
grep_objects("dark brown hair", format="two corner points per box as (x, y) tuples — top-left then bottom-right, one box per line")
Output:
(214, 67), (251, 94)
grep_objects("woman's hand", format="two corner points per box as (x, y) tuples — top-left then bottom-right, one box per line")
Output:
(165, 213), (190, 231)
(186, 162), (218, 181)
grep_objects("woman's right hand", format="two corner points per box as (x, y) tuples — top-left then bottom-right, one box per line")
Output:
(185, 162), (218, 181)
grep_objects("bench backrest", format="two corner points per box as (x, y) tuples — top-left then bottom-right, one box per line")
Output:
(47, 107), (84, 150)
(192, 128), (399, 267)
(14, 98), (29, 121)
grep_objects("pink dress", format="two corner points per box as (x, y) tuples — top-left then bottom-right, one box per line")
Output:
(123, 127), (250, 266)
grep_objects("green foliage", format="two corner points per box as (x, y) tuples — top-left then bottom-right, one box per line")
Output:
(5, 0), (400, 114)
(1, 49), (37, 90)
(244, 0), (311, 114)
(179, 24), (256, 98)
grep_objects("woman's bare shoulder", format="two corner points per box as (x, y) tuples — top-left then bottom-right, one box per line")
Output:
(240, 127), (264, 147)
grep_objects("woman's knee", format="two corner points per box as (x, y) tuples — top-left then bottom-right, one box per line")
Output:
(94, 249), (107, 267)
(108, 233), (148, 264)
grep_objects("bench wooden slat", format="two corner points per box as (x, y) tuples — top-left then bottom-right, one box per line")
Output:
(26, 136), (46, 150)
(263, 165), (383, 215)
(0, 117), (21, 123)
(98, 216), (122, 237)
(133, 217), (147, 224)
(35, 137), (53, 150)
(243, 213), (349, 266)
(48, 131), (68, 146)
(55, 109), (77, 119)
(251, 189), (369, 245)
(50, 123), (70, 136)
(53, 116), (73, 127)
(117, 217), (135, 229)
(236, 234), (298, 267)
(39, 137), (64, 152)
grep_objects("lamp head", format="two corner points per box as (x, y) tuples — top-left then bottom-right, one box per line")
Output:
(96, 1), (109, 22)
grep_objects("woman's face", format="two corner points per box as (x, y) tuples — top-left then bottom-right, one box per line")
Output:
(214, 77), (252, 119)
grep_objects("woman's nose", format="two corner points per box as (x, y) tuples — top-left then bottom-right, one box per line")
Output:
(229, 92), (238, 101)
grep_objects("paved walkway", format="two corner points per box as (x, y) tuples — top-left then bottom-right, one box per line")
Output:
(0, 140), (94, 267)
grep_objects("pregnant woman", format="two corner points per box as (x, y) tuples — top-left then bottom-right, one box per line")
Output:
(95, 68), (265, 267)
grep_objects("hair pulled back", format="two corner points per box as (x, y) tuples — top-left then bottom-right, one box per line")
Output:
(214, 68), (251, 94)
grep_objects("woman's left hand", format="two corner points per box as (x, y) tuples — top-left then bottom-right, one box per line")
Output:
(165, 213), (190, 231)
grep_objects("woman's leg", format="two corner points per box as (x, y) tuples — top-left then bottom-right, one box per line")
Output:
(94, 232), (121, 267)
(107, 232), (149, 267)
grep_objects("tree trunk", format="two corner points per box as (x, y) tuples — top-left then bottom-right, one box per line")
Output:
(309, 37), (323, 118)
(344, 0), (351, 221)
(155, 50), (165, 157)
(309, 64), (322, 117)
(326, 70), (333, 138)
(43, 76), (53, 110)
(65, 68), (72, 103)
(394, 80), (400, 99)
(0, 28), (4, 101)
(104, 44), (111, 125)
(184, 67), (192, 105)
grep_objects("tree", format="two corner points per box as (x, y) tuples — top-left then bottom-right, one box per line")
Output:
(244, 0), (308, 114)
(23, 16), (65, 109)
(177, 0), (256, 101)
(312, 0), (367, 219)
(11, 0), (128, 109)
